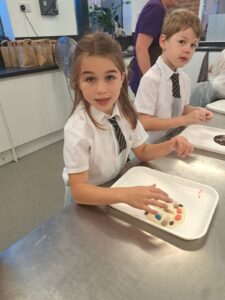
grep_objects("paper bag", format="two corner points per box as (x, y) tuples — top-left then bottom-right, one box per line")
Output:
(0, 40), (12, 67)
(9, 41), (20, 67)
(51, 39), (57, 64)
(16, 39), (38, 68)
(34, 39), (55, 66)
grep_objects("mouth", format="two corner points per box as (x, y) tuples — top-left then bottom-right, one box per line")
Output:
(179, 57), (188, 63)
(95, 98), (111, 105)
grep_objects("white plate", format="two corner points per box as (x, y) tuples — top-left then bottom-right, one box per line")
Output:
(180, 124), (225, 155)
(110, 166), (219, 240)
(207, 99), (225, 114)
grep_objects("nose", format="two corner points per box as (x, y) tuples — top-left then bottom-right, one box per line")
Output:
(184, 44), (192, 54)
(96, 80), (107, 94)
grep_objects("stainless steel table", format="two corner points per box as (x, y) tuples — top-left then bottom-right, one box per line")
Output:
(0, 112), (224, 300)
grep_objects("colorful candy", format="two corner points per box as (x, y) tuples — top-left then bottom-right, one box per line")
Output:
(145, 202), (185, 228)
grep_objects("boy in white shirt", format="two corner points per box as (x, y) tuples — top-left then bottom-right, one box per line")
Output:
(134, 9), (213, 143)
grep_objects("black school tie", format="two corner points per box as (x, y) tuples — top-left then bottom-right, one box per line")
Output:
(108, 116), (127, 154)
(171, 73), (181, 98)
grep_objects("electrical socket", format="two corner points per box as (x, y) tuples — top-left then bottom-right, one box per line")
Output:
(19, 3), (31, 12)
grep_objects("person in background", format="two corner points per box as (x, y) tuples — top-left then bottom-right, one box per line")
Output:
(63, 32), (193, 213)
(134, 9), (213, 144)
(129, 0), (178, 95)
(190, 49), (225, 107)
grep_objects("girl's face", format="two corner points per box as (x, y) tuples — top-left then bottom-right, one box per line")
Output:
(78, 55), (125, 115)
(160, 27), (199, 71)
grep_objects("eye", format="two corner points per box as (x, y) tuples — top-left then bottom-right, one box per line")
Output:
(84, 76), (95, 83)
(179, 40), (185, 45)
(191, 43), (197, 49)
(105, 74), (116, 81)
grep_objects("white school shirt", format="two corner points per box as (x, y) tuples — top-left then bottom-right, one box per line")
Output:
(63, 102), (148, 185)
(134, 56), (191, 143)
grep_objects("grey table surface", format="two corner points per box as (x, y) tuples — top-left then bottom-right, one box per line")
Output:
(0, 112), (225, 300)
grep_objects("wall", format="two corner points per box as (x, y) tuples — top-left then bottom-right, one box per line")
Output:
(5, 0), (78, 37)
(0, 70), (73, 165)
(177, 0), (200, 14)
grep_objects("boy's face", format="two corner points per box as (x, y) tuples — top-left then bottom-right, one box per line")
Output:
(160, 27), (199, 71)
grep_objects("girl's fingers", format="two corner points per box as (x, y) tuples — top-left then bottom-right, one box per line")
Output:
(148, 192), (172, 203)
(144, 206), (158, 215)
(179, 143), (193, 157)
(148, 186), (168, 196)
(145, 198), (169, 209)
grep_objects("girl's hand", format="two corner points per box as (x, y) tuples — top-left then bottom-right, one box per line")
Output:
(122, 184), (173, 214)
(169, 136), (193, 158)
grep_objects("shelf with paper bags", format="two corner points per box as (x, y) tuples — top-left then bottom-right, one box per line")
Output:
(0, 39), (58, 78)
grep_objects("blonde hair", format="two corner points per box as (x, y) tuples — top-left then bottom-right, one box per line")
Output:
(162, 9), (202, 39)
(70, 32), (137, 129)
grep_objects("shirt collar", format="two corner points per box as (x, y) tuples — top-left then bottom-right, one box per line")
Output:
(156, 56), (181, 80)
(89, 102), (121, 123)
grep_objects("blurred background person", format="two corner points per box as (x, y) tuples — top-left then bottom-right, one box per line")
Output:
(129, 0), (177, 95)
(190, 49), (225, 107)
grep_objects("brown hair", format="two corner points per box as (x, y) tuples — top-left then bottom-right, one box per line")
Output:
(162, 9), (202, 39)
(70, 32), (137, 129)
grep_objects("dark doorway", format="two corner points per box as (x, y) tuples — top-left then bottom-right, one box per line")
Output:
(0, 17), (5, 37)
(74, 0), (90, 35)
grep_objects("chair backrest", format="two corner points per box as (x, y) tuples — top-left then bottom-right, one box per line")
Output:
(197, 51), (209, 83)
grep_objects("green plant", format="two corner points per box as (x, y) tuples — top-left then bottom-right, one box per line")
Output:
(89, 3), (121, 35)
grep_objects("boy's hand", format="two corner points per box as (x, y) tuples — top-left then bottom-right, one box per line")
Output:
(123, 184), (173, 214)
(184, 108), (213, 125)
(169, 136), (193, 158)
(204, 108), (213, 121)
(196, 107), (213, 121)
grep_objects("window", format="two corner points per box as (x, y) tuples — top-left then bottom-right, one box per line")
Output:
(201, 0), (225, 41)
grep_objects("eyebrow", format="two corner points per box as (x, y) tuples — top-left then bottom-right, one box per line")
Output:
(180, 35), (198, 42)
(81, 69), (119, 75)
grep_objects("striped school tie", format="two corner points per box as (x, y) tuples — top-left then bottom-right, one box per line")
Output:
(108, 116), (127, 154)
(171, 73), (181, 98)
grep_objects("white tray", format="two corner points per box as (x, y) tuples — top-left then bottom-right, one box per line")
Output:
(180, 124), (225, 155)
(207, 99), (225, 114)
(110, 166), (219, 240)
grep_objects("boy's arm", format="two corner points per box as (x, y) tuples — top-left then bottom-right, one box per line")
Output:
(183, 105), (213, 122)
(138, 113), (186, 131)
(183, 104), (199, 114)
(133, 135), (193, 161)
(139, 103), (213, 131)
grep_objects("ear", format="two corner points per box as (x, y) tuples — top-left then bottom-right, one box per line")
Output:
(159, 34), (167, 50)
(121, 71), (125, 83)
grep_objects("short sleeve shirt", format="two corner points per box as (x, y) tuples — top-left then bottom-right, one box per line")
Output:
(134, 56), (191, 143)
(63, 103), (148, 185)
